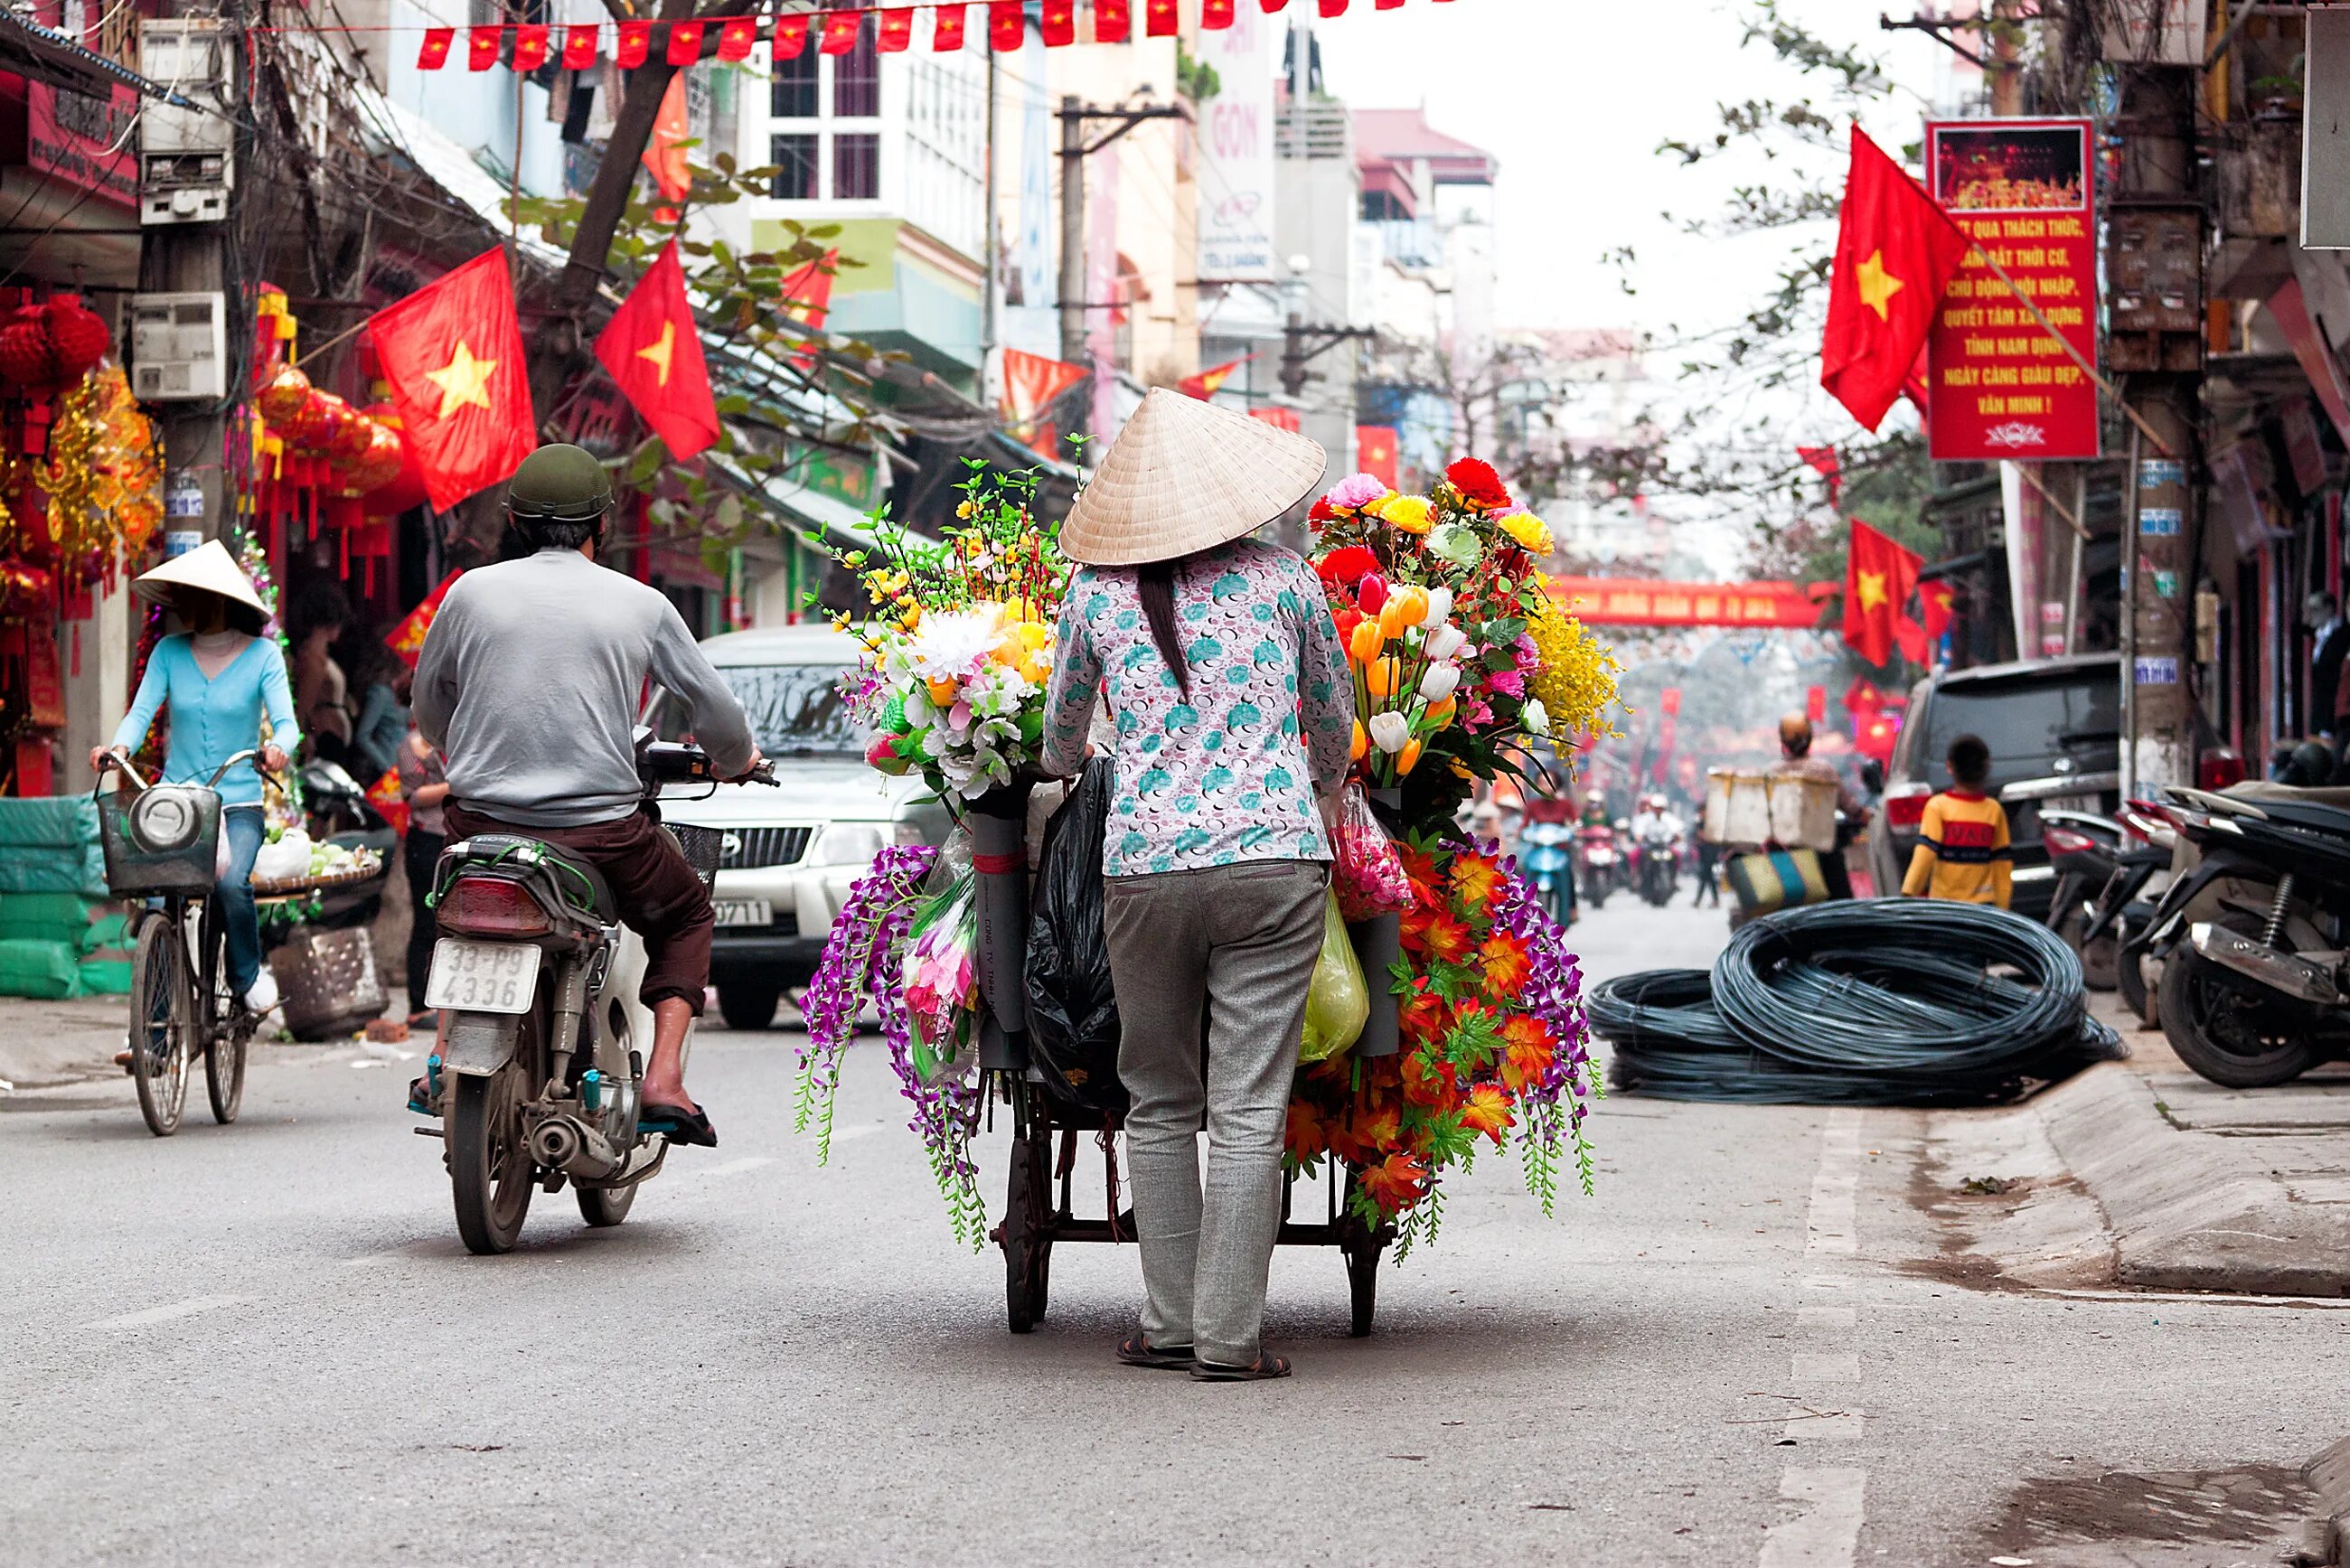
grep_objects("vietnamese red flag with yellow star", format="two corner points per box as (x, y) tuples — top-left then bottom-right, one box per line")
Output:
(1842, 517), (1924, 667)
(1819, 127), (1970, 433)
(368, 248), (536, 512)
(596, 239), (719, 460)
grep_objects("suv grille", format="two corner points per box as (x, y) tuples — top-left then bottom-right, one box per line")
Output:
(718, 826), (813, 870)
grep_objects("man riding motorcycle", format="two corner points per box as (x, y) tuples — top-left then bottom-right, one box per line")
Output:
(410, 444), (761, 1146)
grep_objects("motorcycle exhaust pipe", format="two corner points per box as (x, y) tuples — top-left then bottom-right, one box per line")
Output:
(2187, 923), (2342, 1006)
(526, 1113), (624, 1181)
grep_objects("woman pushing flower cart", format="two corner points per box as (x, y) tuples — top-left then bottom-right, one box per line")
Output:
(798, 391), (1620, 1372)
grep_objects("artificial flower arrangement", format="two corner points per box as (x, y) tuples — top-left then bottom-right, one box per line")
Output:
(1288, 837), (1599, 1255)
(801, 453), (1618, 1253)
(1312, 458), (1621, 838)
(831, 464), (1070, 803)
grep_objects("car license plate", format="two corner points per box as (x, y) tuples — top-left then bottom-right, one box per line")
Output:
(712, 898), (772, 927)
(424, 938), (540, 1014)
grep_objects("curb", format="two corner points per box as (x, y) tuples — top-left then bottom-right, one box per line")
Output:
(2033, 1063), (2350, 1297)
(2311, 1435), (2350, 1564)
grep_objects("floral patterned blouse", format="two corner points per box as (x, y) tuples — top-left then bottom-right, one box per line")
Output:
(1042, 538), (1354, 878)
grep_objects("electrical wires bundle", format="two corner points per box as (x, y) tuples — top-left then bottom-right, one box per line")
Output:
(1595, 900), (2124, 1105)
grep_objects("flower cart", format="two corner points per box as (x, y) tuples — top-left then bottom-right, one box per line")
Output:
(799, 457), (1617, 1337)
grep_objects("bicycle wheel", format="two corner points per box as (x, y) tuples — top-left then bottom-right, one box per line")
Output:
(129, 915), (193, 1137)
(202, 907), (248, 1125)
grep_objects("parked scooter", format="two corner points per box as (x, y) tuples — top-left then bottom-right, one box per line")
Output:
(2092, 798), (2176, 1025)
(2040, 808), (2126, 991)
(413, 734), (776, 1253)
(2135, 784), (2350, 1087)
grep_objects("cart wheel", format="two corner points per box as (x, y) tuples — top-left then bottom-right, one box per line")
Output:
(1003, 1131), (1051, 1333)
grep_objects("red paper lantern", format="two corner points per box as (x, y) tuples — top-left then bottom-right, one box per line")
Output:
(350, 420), (404, 493)
(256, 362), (312, 424)
(329, 401), (376, 462)
(0, 298), (111, 390)
(362, 401), (430, 516)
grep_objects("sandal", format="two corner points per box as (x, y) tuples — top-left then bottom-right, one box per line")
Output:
(1115, 1334), (1195, 1370)
(640, 1100), (718, 1149)
(407, 1075), (436, 1116)
(1191, 1354), (1292, 1382)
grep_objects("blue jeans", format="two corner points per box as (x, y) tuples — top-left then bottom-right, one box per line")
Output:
(218, 807), (265, 993)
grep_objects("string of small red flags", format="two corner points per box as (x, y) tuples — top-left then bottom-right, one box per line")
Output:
(416, 0), (1446, 70)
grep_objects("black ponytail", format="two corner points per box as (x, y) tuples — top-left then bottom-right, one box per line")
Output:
(1137, 559), (1190, 699)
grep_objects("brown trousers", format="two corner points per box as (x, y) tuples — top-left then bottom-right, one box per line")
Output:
(443, 803), (713, 1015)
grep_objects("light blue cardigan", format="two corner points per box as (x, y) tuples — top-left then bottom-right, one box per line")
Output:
(110, 634), (301, 808)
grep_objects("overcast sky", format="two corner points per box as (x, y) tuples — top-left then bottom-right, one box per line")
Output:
(1316, 0), (1951, 339)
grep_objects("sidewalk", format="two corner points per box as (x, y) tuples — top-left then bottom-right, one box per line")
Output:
(2046, 995), (2350, 1297)
(0, 995), (125, 1091)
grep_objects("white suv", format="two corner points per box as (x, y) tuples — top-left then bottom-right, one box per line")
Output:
(658, 624), (947, 1030)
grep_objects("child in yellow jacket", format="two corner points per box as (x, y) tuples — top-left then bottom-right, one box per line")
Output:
(1901, 733), (2011, 907)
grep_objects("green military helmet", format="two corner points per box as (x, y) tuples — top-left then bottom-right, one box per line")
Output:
(505, 443), (613, 522)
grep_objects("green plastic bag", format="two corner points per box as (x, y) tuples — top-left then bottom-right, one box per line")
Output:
(1299, 891), (1369, 1064)
(0, 938), (82, 1000)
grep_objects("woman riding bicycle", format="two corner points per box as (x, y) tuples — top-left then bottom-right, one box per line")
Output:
(90, 541), (298, 1018)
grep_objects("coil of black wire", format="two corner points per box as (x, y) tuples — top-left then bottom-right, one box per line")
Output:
(1594, 900), (2122, 1105)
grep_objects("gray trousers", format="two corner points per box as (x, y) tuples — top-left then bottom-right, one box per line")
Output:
(1103, 859), (1327, 1366)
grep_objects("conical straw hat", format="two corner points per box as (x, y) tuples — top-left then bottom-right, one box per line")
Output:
(132, 540), (268, 620)
(1058, 387), (1328, 567)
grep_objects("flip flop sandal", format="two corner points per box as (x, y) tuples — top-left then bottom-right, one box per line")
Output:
(1190, 1354), (1292, 1383)
(407, 1076), (436, 1116)
(1116, 1334), (1195, 1370)
(640, 1102), (719, 1149)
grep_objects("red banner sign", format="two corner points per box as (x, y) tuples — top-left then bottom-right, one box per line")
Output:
(1925, 117), (2099, 462)
(1548, 577), (1821, 628)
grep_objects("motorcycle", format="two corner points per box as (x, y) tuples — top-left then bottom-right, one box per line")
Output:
(2040, 808), (2125, 991)
(296, 758), (395, 930)
(414, 735), (776, 1253)
(1634, 823), (1679, 906)
(1577, 823), (1621, 909)
(1520, 820), (1575, 926)
(2090, 798), (2176, 1025)
(2135, 784), (2350, 1087)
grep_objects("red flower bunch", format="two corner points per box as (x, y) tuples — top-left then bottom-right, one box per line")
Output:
(1314, 544), (1379, 587)
(1444, 457), (1512, 512)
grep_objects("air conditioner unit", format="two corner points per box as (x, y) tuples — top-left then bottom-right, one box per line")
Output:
(138, 18), (235, 226)
(129, 292), (226, 401)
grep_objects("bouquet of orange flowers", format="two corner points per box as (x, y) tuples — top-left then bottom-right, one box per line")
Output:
(1286, 836), (1601, 1253)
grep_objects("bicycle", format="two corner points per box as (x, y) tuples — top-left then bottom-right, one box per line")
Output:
(95, 749), (275, 1137)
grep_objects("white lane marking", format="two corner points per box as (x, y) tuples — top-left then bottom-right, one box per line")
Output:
(83, 1295), (242, 1330)
(1759, 1469), (1867, 1568)
(1765, 1111), (1869, 1567)
(1790, 1351), (1859, 1384)
(828, 1124), (885, 1142)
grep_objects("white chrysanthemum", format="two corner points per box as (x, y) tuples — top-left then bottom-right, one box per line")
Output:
(907, 607), (1005, 680)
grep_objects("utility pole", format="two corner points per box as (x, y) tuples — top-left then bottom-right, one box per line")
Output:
(1279, 257), (1370, 400)
(1055, 96), (1189, 428)
(2109, 61), (2204, 794)
(138, 6), (239, 547)
(979, 49), (999, 413)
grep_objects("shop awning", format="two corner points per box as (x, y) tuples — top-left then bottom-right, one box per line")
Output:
(0, 13), (198, 107)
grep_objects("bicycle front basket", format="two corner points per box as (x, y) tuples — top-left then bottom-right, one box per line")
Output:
(98, 784), (222, 897)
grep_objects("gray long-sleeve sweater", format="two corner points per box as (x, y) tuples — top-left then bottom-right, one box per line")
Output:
(412, 548), (756, 828)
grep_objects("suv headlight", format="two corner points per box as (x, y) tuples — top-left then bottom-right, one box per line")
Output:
(805, 823), (884, 868)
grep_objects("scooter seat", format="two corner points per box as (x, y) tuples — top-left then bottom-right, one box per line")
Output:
(2224, 781), (2350, 811)
(2250, 797), (2350, 840)
(446, 833), (616, 923)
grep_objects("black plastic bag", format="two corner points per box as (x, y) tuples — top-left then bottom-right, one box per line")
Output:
(1024, 757), (1127, 1116)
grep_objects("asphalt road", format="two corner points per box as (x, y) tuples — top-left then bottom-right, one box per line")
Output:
(4, 889), (2343, 1566)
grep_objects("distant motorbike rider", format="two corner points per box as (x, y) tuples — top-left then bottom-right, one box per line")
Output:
(1767, 714), (1869, 902)
(411, 444), (761, 1146)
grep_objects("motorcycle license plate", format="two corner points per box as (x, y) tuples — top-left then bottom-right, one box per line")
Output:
(424, 939), (540, 1014)
(712, 898), (772, 927)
